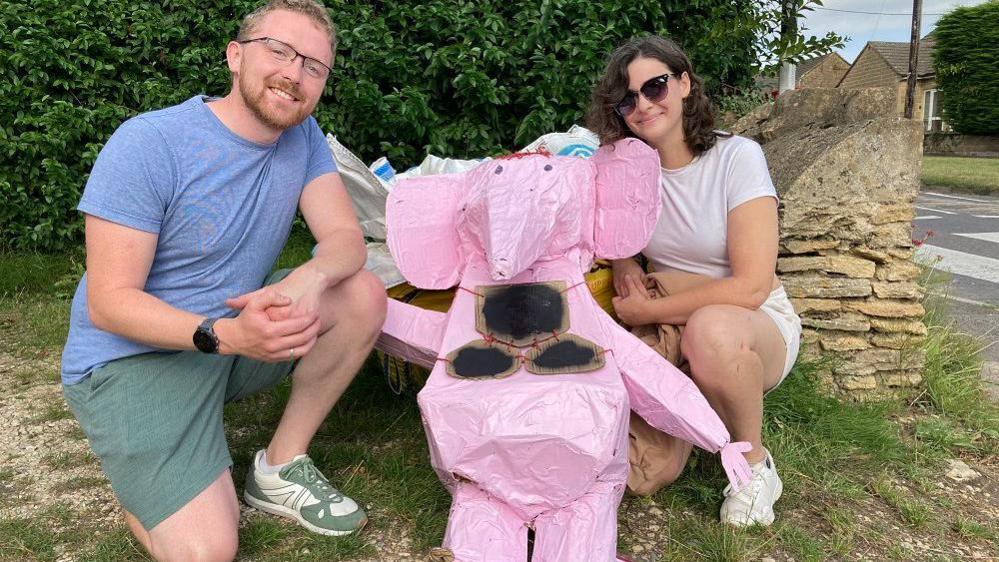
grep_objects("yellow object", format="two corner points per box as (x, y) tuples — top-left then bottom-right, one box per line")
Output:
(381, 262), (617, 393)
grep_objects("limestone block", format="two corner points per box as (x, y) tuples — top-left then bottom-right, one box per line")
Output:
(880, 371), (924, 388)
(871, 281), (924, 300)
(843, 299), (925, 318)
(764, 118), (922, 242)
(778, 255), (876, 278)
(790, 298), (842, 314)
(732, 88), (895, 142)
(816, 372), (837, 393)
(867, 222), (913, 248)
(801, 312), (871, 332)
(851, 247), (890, 263)
(801, 328), (821, 344)
(872, 204), (916, 225)
(819, 333), (870, 351)
(851, 348), (925, 370)
(833, 362), (875, 377)
(782, 238), (840, 254)
(799, 344), (823, 363)
(783, 276), (872, 298)
(888, 248), (916, 260)
(838, 374), (879, 389)
(871, 332), (923, 349)
(875, 259), (922, 282)
(869, 317), (928, 335)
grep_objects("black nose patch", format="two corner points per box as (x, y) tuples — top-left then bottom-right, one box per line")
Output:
(476, 282), (568, 346)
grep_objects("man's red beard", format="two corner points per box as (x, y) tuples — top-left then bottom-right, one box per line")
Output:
(240, 76), (313, 131)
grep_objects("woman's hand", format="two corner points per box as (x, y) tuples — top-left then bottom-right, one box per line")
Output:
(611, 258), (647, 298)
(612, 275), (654, 327)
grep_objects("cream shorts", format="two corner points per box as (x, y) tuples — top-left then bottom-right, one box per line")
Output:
(759, 285), (802, 390)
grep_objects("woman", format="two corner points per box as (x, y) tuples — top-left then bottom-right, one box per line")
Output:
(586, 35), (802, 527)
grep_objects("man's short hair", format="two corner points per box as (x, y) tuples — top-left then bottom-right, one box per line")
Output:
(236, 0), (337, 51)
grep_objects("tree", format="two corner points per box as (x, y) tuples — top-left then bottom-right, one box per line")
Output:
(1, 0), (842, 251)
(933, 1), (999, 135)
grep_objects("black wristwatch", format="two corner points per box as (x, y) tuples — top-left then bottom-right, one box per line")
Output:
(193, 317), (220, 354)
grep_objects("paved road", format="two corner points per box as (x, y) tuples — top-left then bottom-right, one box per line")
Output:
(913, 189), (999, 399)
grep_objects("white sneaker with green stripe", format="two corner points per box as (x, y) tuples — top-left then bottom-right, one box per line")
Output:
(244, 450), (367, 536)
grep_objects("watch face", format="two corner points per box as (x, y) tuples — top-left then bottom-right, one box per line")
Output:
(194, 326), (217, 353)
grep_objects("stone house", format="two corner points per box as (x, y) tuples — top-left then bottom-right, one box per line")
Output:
(796, 52), (850, 88)
(836, 34), (948, 132)
(750, 53), (849, 98)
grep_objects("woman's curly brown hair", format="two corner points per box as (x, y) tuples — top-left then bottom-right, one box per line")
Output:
(586, 35), (728, 157)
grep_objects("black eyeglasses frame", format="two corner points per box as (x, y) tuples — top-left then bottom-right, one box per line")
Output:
(237, 37), (332, 79)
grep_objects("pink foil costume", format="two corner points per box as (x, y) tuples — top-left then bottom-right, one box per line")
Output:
(377, 138), (752, 561)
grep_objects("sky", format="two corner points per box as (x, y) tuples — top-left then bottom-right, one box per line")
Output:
(799, 0), (990, 62)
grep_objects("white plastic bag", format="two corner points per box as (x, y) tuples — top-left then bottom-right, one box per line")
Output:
(519, 125), (600, 158)
(326, 134), (391, 241)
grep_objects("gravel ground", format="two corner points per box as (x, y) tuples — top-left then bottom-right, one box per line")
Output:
(3, 346), (997, 561)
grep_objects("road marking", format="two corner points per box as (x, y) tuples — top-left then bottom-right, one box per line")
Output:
(914, 215), (942, 220)
(929, 293), (999, 308)
(923, 191), (992, 204)
(955, 232), (999, 244)
(974, 215), (999, 219)
(917, 244), (999, 285)
(915, 205), (956, 215)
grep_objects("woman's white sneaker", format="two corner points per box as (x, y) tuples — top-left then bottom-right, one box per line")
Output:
(720, 450), (783, 527)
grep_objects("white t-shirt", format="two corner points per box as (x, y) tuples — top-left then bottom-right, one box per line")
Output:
(642, 135), (777, 279)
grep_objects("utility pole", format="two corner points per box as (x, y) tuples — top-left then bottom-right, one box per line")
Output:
(778, 0), (797, 93)
(904, 0), (923, 118)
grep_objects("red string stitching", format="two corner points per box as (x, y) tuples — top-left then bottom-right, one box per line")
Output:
(560, 281), (587, 294)
(495, 147), (552, 160)
(459, 286), (485, 297)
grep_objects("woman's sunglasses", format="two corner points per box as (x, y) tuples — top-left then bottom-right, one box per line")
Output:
(614, 73), (677, 118)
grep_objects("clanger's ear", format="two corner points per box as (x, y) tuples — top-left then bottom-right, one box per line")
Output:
(386, 174), (468, 289)
(591, 138), (662, 259)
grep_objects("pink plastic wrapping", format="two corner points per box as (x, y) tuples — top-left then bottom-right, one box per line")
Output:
(377, 139), (751, 561)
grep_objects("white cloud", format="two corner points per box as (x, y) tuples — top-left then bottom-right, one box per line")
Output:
(800, 0), (989, 62)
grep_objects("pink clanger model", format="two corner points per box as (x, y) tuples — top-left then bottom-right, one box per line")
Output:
(377, 138), (752, 562)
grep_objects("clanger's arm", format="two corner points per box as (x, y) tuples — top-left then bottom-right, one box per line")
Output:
(376, 298), (447, 369)
(597, 311), (753, 491)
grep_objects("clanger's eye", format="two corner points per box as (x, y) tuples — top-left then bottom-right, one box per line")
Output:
(494, 165), (503, 174)
(544, 164), (553, 171)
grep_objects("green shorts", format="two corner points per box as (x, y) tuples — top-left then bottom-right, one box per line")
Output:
(63, 270), (296, 531)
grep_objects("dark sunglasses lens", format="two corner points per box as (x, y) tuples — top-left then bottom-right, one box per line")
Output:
(641, 78), (668, 102)
(615, 93), (637, 117)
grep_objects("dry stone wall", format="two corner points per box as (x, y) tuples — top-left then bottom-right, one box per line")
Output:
(732, 88), (926, 397)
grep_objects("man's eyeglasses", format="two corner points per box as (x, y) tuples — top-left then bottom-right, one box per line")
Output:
(614, 73), (677, 118)
(238, 37), (331, 80)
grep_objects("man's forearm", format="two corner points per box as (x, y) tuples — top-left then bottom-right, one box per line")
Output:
(302, 228), (367, 288)
(88, 287), (206, 351)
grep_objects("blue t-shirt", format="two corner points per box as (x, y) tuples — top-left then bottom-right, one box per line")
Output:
(60, 96), (338, 385)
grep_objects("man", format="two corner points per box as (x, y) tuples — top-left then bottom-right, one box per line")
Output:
(59, 1), (386, 559)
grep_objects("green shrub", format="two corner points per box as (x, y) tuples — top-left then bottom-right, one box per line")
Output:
(933, 1), (999, 135)
(1, 0), (840, 251)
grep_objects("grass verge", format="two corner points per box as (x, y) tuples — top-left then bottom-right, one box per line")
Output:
(922, 156), (999, 195)
(1, 231), (997, 560)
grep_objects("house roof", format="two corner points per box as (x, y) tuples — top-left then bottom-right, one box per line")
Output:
(867, 36), (937, 78)
(796, 52), (848, 80)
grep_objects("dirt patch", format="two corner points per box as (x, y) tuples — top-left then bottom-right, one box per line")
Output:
(3, 346), (997, 561)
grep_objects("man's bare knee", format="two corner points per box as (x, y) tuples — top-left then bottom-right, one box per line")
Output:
(149, 529), (237, 562)
(325, 269), (387, 338)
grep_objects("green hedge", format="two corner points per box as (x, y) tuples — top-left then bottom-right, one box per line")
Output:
(1, 0), (839, 251)
(933, 2), (999, 135)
